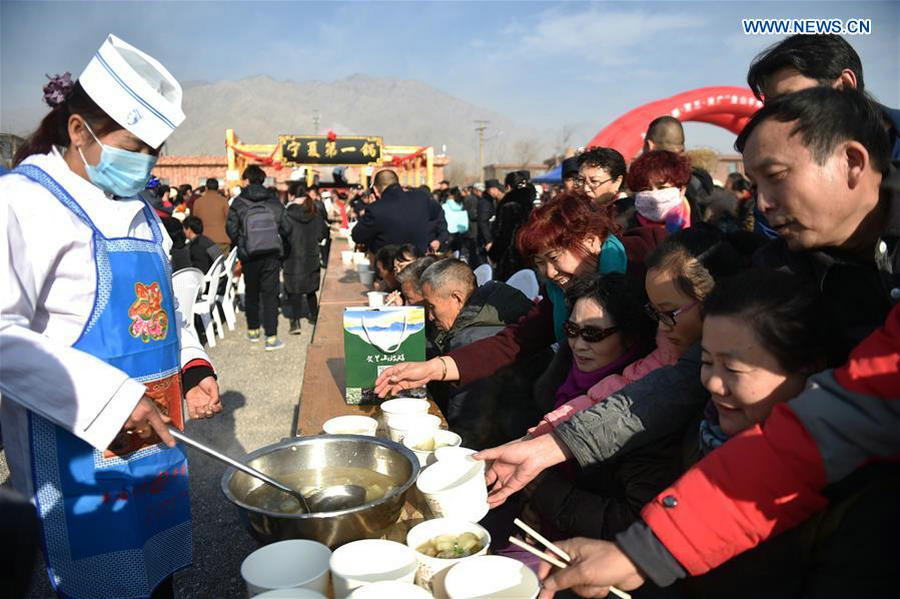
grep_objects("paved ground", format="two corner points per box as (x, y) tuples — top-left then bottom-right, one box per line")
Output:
(1, 302), (316, 598)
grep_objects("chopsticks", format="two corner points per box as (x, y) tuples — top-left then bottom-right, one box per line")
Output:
(511, 518), (632, 599)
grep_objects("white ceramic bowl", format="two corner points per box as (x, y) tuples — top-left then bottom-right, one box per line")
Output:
(406, 518), (491, 599)
(380, 397), (430, 419)
(367, 291), (386, 307)
(358, 270), (375, 287)
(341, 251), (354, 265)
(403, 430), (463, 467)
(348, 581), (433, 598)
(444, 555), (540, 598)
(434, 446), (477, 463)
(387, 413), (441, 443)
(330, 539), (418, 598)
(241, 539), (331, 596)
(416, 456), (488, 522)
(322, 415), (378, 437)
(353, 252), (369, 265)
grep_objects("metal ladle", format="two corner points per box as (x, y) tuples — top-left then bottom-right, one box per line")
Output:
(169, 428), (366, 512)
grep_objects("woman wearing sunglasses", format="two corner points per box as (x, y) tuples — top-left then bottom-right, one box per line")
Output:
(530, 225), (749, 436)
(520, 273), (687, 559)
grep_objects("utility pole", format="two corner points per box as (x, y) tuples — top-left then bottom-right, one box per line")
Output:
(475, 120), (489, 180)
(313, 110), (320, 135)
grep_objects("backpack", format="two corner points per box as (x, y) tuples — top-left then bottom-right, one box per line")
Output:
(241, 200), (282, 257)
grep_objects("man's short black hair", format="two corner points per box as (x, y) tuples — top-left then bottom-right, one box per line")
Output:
(577, 147), (626, 181)
(735, 87), (890, 175)
(205, 178), (219, 190)
(747, 34), (864, 100)
(645, 116), (685, 152)
(288, 180), (308, 198)
(183, 216), (203, 235)
(373, 169), (399, 192)
(242, 165), (267, 185)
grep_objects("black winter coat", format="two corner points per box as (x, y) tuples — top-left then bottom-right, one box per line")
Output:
(280, 202), (328, 294)
(225, 184), (286, 262)
(489, 186), (535, 281)
(187, 234), (222, 274)
(351, 184), (449, 253)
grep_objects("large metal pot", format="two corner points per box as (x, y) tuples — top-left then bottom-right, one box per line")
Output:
(221, 434), (420, 547)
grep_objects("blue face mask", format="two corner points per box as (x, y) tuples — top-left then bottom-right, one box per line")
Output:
(77, 120), (157, 198)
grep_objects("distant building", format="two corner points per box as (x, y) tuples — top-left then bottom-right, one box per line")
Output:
(0, 133), (25, 169)
(154, 154), (450, 190)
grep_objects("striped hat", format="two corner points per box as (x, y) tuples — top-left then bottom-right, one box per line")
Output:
(79, 34), (184, 149)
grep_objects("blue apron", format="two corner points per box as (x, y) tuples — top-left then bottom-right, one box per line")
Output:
(12, 165), (192, 599)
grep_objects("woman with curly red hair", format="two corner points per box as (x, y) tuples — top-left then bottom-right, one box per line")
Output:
(374, 191), (665, 398)
(626, 150), (693, 232)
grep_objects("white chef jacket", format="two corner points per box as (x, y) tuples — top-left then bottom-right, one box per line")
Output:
(0, 148), (210, 496)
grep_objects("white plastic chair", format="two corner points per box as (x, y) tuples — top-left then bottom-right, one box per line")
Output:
(195, 254), (226, 346)
(171, 267), (204, 343)
(506, 269), (540, 301)
(219, 247), (239, 331)
(473, 263), (492, 287)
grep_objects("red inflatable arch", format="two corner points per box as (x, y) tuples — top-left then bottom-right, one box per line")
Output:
(585, 87), (763, 160)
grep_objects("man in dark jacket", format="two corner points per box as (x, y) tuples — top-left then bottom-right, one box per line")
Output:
(462, 186), (482, 266)
(477, 179), (501, 264)
(280, 181), (329, 334)
(182, 216), (223, 274)
(351, 170), (448, 253)
(226, 165), (286, 350)
(421, 258), (552, 449)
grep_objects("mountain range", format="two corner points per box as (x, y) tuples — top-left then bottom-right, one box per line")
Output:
(165, 74), (558, 178)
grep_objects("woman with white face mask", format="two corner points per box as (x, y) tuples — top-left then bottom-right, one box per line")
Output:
(0, 35), (220, 598)
(626, 150), (694, 233)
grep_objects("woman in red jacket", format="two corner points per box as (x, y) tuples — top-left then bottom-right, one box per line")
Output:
(536, 300), (900, 599)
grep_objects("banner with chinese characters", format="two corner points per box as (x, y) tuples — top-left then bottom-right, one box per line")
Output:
(343, 306), (425, 404)
(280, 135), (383, 166)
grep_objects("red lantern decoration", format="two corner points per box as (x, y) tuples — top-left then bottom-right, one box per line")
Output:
(327, 130), (337, 142)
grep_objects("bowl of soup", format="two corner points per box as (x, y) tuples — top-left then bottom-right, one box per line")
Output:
(221, 435), (420, 547)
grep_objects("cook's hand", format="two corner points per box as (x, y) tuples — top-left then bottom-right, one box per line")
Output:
(474, 433), (570, 508)
(385, 290), (404, 306)
(374, 358), (456, 397)
(429, 240), (440, 253)
(484, 242), (493, 252)
(537, 538), (645, 598)
(185, 376), (222, 419)
(125, 397), (176, 448)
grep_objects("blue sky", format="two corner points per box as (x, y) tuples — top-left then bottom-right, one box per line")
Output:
(2, 1), (898, 153)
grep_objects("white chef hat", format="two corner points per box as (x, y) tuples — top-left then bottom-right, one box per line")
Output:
(79, 34), (185, 149)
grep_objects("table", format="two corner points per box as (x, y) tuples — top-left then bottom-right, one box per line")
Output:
(297, 237), (445, 436)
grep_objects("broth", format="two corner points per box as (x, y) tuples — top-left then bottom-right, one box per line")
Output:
(243, 467), (398, 514)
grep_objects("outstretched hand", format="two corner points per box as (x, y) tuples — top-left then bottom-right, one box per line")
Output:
(474, 433), (570, 508)
(374, 359), (443, 398)
(537, 538), (645, 598)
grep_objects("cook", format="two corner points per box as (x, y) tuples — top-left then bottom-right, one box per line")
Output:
(0, 34), (221, 598)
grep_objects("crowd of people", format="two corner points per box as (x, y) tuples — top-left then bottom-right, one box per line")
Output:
(1, 29), (899, 599)
(368, 33), (900, 599)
